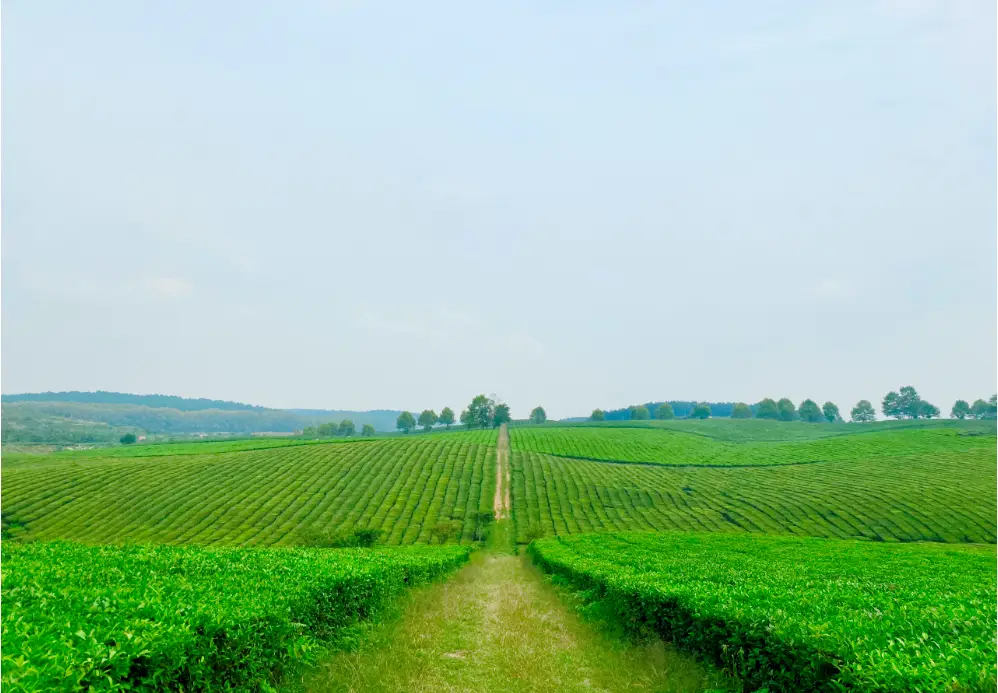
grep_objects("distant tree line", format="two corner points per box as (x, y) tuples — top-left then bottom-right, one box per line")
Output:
(396, 396), (523, 433)
(589, 387), (997, 424)
(300, 420), (377, 438)
(1, 390), (266, 412)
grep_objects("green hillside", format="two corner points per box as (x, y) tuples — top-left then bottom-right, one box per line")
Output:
(2, 430), (497, 546)
(511, 423), (995, 466)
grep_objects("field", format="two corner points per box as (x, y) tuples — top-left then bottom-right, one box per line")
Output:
(529, 532), (996, 692)
(1, 541), (470, 692)
(509, 442), (996, 544)
(2, 430), (497, 546)
(510, 423), (996, 466)
(2, 418), (995, 692)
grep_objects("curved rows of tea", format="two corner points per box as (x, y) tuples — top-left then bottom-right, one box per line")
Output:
(2, 541), (470, 693)
(509, 446), (996, 544)
(551, 417), (990, 442)
(2, 431), (497, 546)
(529, 532), (996, 692)
(510, 424), (995, 467)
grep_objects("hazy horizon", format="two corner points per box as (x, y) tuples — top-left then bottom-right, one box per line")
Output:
(3, 1), (995, 419)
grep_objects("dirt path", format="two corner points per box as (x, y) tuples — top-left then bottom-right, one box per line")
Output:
(493, 424), (511, 520)
(303, 550), (723, 693)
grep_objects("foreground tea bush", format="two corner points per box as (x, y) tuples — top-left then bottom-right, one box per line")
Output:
(1, 541), (470, 692)
(529, 532), (996, 692)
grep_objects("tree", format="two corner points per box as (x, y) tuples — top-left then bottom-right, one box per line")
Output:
(417, 409), (438, 432)
(120, 433), (137, 445)
(529, 406), (547, 424)
(882, 391), (901, 419)
(851, 400), (876, 422)
(361, 423), (376, 436)
(439, 407), (455, 429)
(883, 386), (930, 419)
(301, 426), (317, 438)
(897, 386), (924, 419)
(396, 411), (416, 434)
(798, 399), (823, 423)
(731, 402), (752, 419)
(971, 396), (998, 420)
(629, 405), (650, 420)
(951, 400), (971, 420)
(493, 403), (511, 427)
(317, 422), (336, 437)
(689, 402), (710, 419)
(338, 419), (355, 436)
(756, 398), (780, 420)
(656, 403), (675, 420)
(459, 409), (471, 427)
(918, 401), (940, 419)
(822, 401), (841, 423)
(590, 409), (605, 421)
(467, 394), (495, 429)
(777, 398), (796, 422)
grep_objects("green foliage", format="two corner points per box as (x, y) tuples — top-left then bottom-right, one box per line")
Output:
(438, 407), (455, 428)
(951, 399), (971, 419)
(472, 511), (495, 542)
(493, 403), (511, 427)
(971, 396), (997, 420)
(629, 405), (650, 420)
(2, 542), (470, 693)
(361, 423), (376, 437)
(882, 386), (937, 420)
(529, 532), (995, 693)
(298, 526), (384, 548)
(338, 420), (356, 437)
(529, 406), (547, 424)
(3, 431), (499, 545)
(851, 399), (876, 422)
(798, 399), (823, 423)
(755, 398), (779, 420)
(119, 433), (137, 444)
(776, 398), (796, 422)
(730, 402), (752, 419)
(589, 409), (605, 421)
(509, 425), (995, 544)
(821, 401), (840, 422)
(396, 411), (416, 433)
(688, 402), (710, 419)
(418, 409), (438, 432)
(655, 403), (675, 420)
(467, 395), (495, 429)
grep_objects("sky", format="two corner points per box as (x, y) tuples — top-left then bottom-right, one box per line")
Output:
(2, 1), (995, 419)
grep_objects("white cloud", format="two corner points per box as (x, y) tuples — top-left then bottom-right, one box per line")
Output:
(143, 276), (194, 299)
(504, 333), (545, 358)
(814, 278), (857, 301)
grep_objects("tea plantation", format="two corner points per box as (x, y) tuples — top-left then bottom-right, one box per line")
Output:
(1, 541), (470, 692)
(529, 532), (996, 692)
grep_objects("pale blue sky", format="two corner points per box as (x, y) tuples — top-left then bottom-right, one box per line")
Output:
(3, 1), (995, 418)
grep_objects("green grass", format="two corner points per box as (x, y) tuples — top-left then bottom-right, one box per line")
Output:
(2, 431), (497, 546)
(304, 552), (727, 693)
(1, 541), (470, 693)
(510, 444), (995, 544)
(511, 424), (996, 466)
(529, 532), (997, 692)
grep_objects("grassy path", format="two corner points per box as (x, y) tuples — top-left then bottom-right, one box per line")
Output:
(301, 545), (725, 693)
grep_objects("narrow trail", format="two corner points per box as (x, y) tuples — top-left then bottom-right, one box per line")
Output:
(493, 424), (511, 520)
(303, 550), (722, 693)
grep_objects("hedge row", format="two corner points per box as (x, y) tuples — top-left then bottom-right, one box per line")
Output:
(2, 541), (470, 692)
